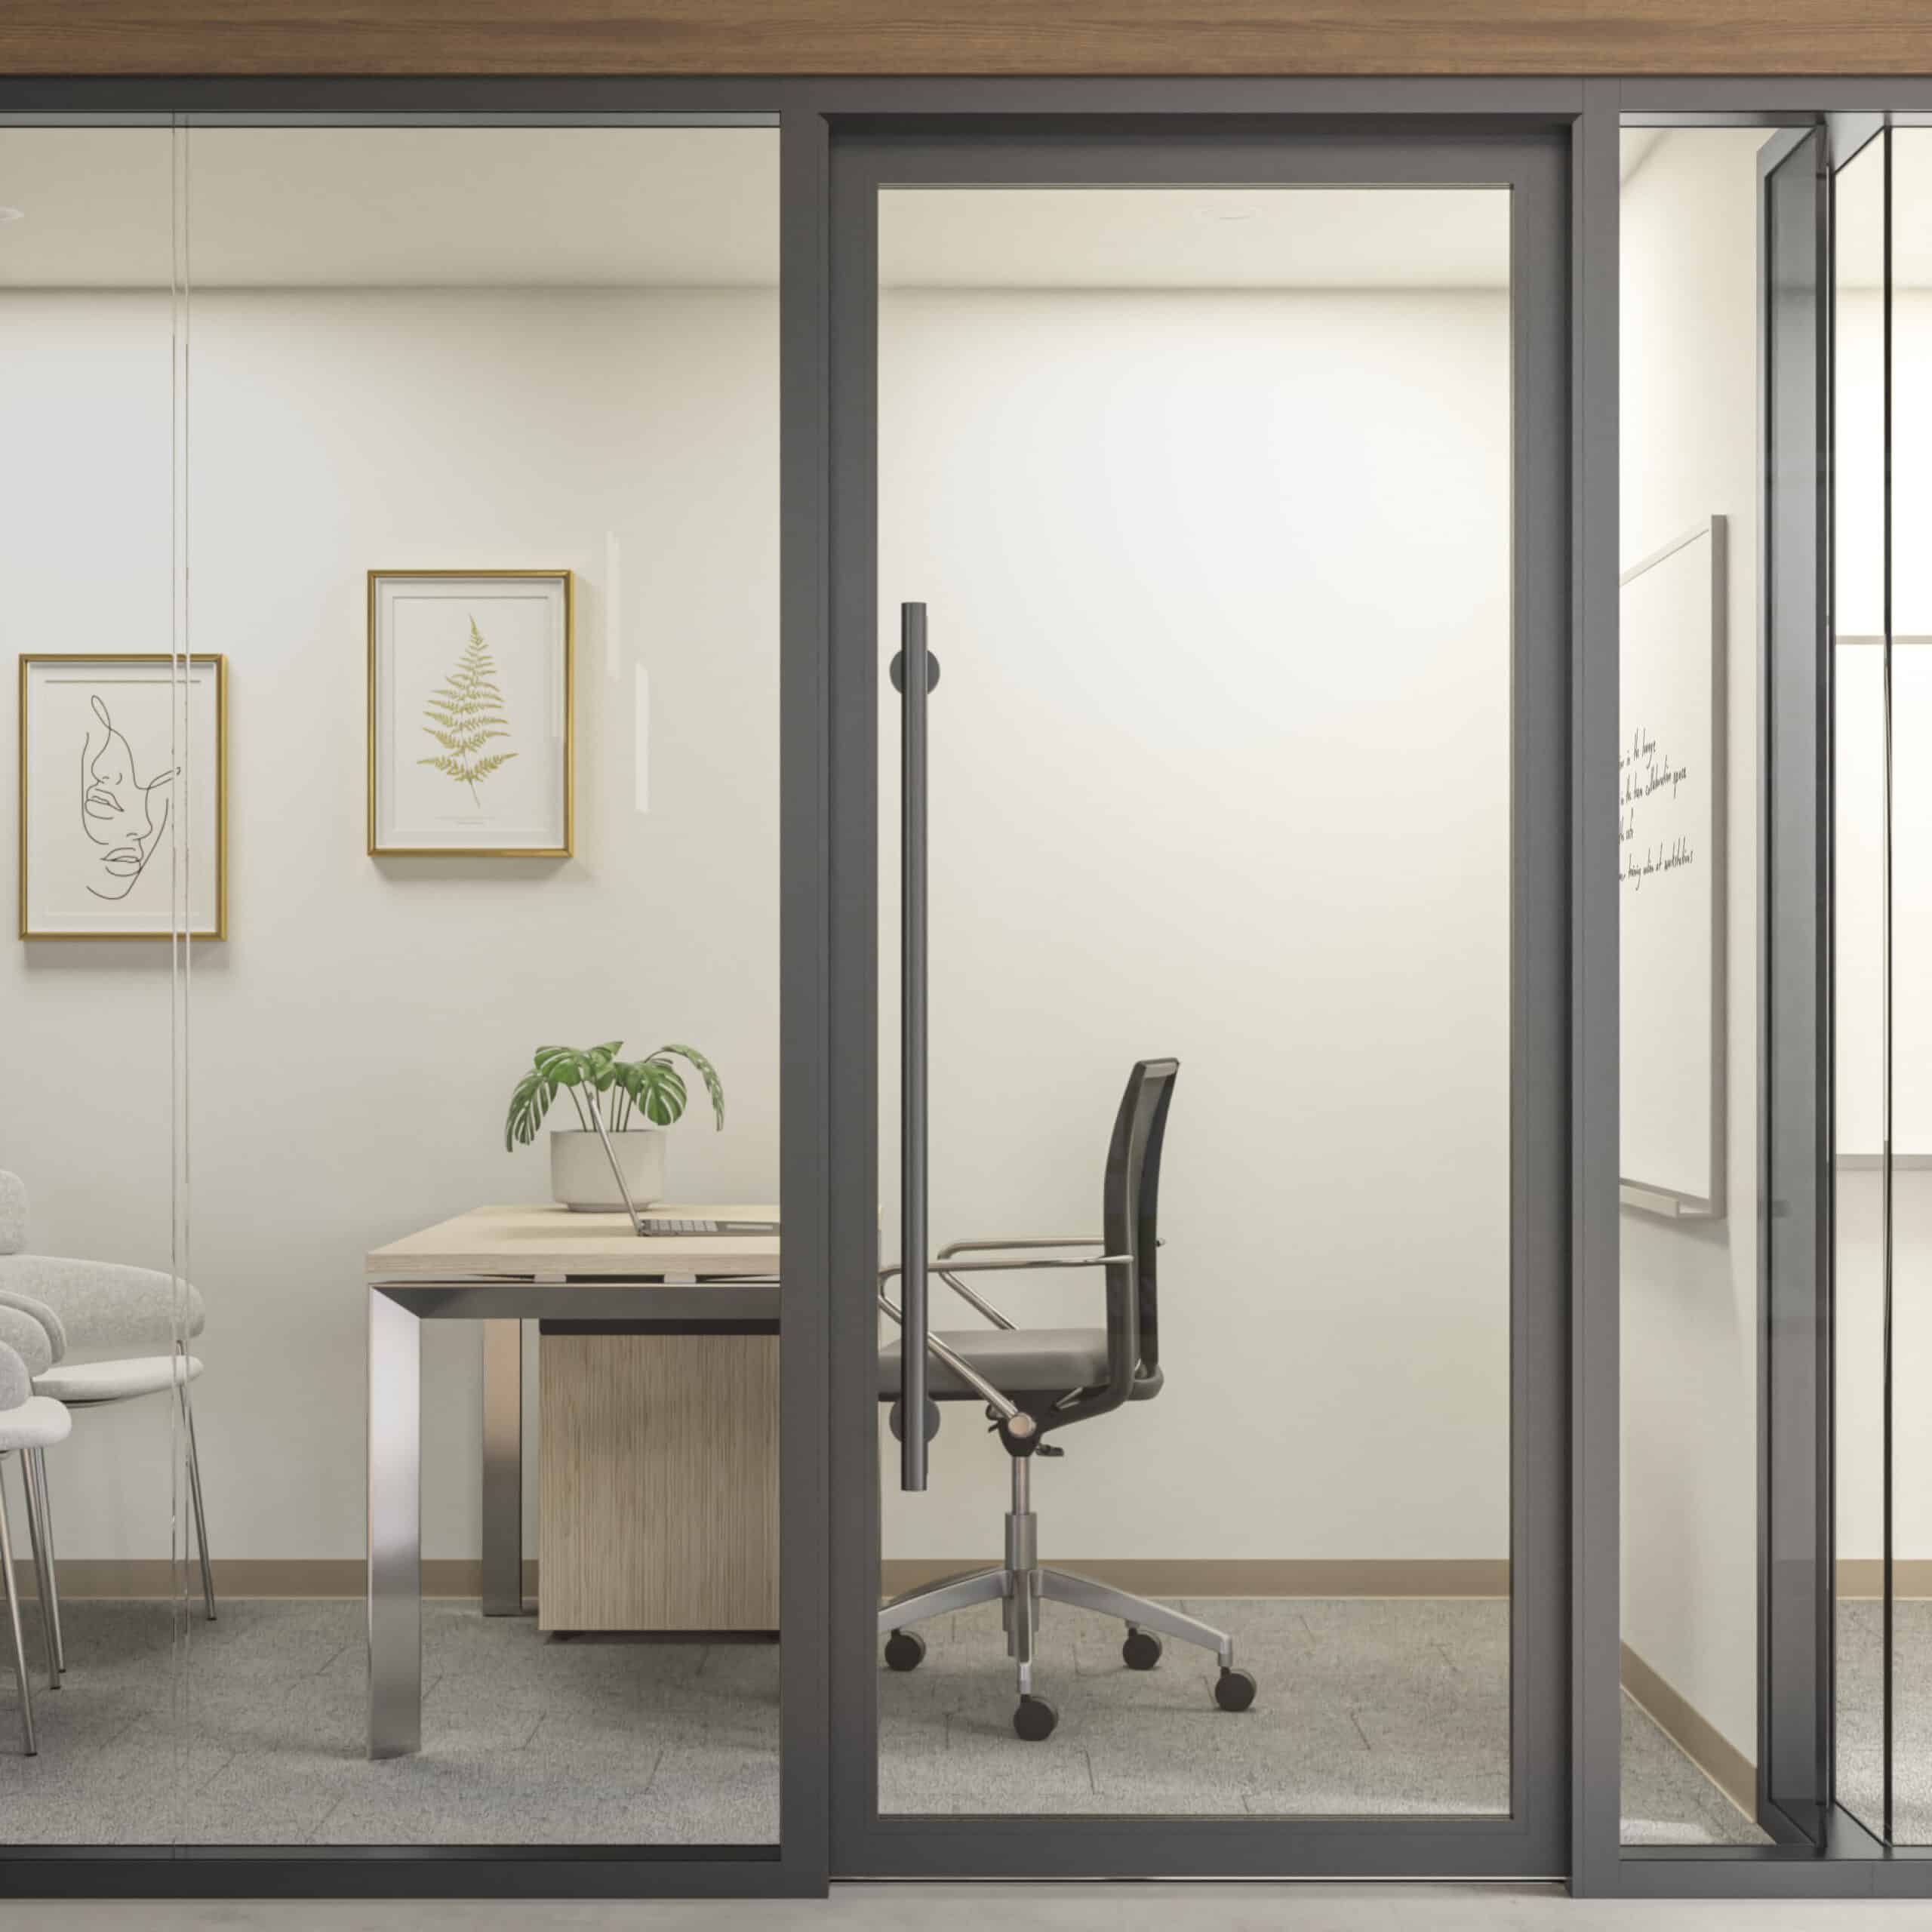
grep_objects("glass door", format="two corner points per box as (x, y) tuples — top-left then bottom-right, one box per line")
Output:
(826, 119), (1572, 1879)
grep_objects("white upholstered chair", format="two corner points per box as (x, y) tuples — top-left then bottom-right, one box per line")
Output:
(0, 1172), (215, 1647)
(0, 1323), (71, 1754)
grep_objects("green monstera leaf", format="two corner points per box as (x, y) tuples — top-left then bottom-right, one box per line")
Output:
(655, 1044), (724, 1131)
(614, 1056), (687, 1128)
(503, 1038), (723, 1147)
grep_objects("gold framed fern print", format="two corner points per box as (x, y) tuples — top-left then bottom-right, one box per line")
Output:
(367, 570), (573, 857)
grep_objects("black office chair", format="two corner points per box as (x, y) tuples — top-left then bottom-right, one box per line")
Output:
(877, 1057), (1257, 1740)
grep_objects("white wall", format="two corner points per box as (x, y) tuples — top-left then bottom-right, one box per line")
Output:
(0, 284), (780, 1558)
(1833, 283), (1932, 1567)
(1617, 128), (1765, 1763)
(875, 285), (1514, 1563)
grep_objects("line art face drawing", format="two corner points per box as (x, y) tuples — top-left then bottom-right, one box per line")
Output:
(419, 616), (517, 804)
(78, 694), (177, 903)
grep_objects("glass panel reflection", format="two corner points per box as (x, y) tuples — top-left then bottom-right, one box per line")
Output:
(1617, 126), (1772, 1846)
(875, 184), (1512, 1816)
(2, 122), (781, 1848)
(0, 125), (186, 1838)
(1885, 125), (1932, 1847)
(1832, 125), (1889, 1846)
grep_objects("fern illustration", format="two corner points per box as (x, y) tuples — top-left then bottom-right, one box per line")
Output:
(419, 616), (517, 805)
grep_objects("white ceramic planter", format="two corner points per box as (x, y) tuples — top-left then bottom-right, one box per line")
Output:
(549, 1128), (666, 1212)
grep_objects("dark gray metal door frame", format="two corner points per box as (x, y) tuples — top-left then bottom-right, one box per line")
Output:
(826, 112), (1574, 1881)
(1759, 121), (1835, 1853)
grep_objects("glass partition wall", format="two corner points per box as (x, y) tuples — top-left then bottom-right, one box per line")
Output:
(1614, 123), (1774, 1847)
(1619, 110), (1932, 1869)
(1834, 122), (1932, 1852)
(1, 118), (784, 1853)
(0, 125), (186, 1833)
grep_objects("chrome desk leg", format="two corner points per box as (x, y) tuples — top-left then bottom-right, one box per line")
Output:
(17, 1453), (57, 1690)
(0, 1469), (35, 1754)
(480, 1319), (523, 1617)
(184, 1401), (217, 1623)
(368, 1285), (422, 1760)
(27, 1452), (63, 1678)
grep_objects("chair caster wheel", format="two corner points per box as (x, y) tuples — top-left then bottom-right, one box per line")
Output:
(884, 1630), (927, 1672)
(1122, 1627), (1163, 1670)
(1214, 1666), (1257, 1712)
(1014, 1694), (1058, 1741)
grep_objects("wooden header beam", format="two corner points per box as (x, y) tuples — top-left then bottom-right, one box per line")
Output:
(1, 1), (1928, 80)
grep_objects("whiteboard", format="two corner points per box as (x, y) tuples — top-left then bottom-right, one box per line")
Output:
(1620, 518), (1727, 1217)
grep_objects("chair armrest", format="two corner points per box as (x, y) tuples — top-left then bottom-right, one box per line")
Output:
(0, 1342), (30, 1412)
(925, 1244), (1128, 1332)
(937, 1237), (1103, 1260)
(0, 1288), (66, 1362)
(0, 1254), (204, 1349)
(879, 1254), (1129, 1282)
(0, 1309), (54, 1380)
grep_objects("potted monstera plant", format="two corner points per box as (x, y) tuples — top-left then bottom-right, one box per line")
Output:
(504, 1040), (724, 1211)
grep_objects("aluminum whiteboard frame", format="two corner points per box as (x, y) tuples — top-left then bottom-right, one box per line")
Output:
(1617, 514), (1729, 1220)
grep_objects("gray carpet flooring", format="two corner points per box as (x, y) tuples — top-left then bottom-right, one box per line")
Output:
(881, 1595), (1511, 1817)
(1619, 1697), (1764, 1847)
(0, 1595), (1751, 1844)
(1834, 1597), (1932, 1845)
(0, 1599), (780, 1844)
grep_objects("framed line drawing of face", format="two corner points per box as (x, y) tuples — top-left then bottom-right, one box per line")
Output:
(17, 654), (227, 942)
(367, 570), (573, 859)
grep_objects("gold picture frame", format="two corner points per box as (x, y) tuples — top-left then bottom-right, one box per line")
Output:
(17, 653), (228, 943)
(366, 568), (574, 859)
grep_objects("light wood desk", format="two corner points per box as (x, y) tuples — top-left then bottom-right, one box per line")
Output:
(364, 1201), (779, 1760)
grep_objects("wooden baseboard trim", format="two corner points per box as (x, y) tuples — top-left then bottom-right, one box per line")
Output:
(9, 1559), (537, 1601)
(26, 1555), (1512, 1603)
(1836, 1559), (1932, 1599)
(1620, 1641), (1757, 1821)
(878, 1558), (1509, 1598)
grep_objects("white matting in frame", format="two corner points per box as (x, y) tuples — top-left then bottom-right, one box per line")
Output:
(18, 653), (226, 942)
(368, 570), (573, 857)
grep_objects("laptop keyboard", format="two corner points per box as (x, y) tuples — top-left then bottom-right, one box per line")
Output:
(635, 1218), (778, 1236)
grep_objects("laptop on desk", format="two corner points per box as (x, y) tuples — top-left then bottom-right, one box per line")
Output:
(587, 1112), (778, 1238)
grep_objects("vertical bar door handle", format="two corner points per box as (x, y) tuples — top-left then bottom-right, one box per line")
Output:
(896, 602), (936, 1491)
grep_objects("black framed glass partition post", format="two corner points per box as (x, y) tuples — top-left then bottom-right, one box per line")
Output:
(827, 113), (1574, 1881)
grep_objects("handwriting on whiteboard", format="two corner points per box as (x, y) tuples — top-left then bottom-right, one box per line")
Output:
(1619, 725), (1694, 891)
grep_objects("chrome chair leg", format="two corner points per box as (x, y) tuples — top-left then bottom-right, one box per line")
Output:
(0, 1473), (37, 1754)
(1036, 1567), (1233, 1666)
(27, 1452), (63, 1680)
(185, 1402), (216, 1622)
(877, 1565), (1008, 1634)
(16, 1455), (58, 1690)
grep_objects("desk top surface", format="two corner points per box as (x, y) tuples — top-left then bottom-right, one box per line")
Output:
(366, 1203), (780, 1281)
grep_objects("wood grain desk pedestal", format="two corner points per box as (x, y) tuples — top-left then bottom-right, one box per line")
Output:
(538, 1324), (779, 1632)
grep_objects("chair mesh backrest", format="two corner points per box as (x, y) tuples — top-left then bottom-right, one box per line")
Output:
(0, 1173), (24, 1257)
(1100, 1059), (1178, 1384)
